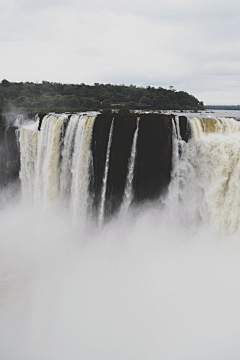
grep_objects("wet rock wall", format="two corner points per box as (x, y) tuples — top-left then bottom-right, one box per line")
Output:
(0, 124), (20, 188)
(91, 113), (175, 216)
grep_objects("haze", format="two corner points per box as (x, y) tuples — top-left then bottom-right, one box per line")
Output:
(1, 202), (240, 359)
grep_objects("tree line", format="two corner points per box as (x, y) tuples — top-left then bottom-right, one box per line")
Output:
(0, 79), (204, 116)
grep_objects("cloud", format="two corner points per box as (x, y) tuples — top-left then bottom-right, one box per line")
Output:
(0, 0), (240, 103)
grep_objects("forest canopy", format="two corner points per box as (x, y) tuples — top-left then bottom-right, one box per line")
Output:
(0, 79), (204, 115)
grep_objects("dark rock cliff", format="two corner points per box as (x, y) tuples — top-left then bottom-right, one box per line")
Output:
(0, 124), (20, 187)
(90, 113), (174, 218)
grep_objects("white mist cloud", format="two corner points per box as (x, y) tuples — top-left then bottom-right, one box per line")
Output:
(1, 203), (240, 359)
(0, 0), (240, 103)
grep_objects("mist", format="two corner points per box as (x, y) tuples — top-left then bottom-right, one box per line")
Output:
(1, 113), (240, 359)
(1, 199), (240, 360)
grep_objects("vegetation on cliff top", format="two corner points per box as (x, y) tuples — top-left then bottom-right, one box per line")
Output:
(0, 79), (204, 116)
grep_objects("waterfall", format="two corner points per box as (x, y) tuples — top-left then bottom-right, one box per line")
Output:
(15, 115), (24, 127)
(120, 117), (140, 214)
(17, 111), (240, 233)
(170, 116), (188, 199)
(33, 114), (67, 206)
(19, 128), (38, 202)
(98, 118), (114, 227)
(164, 117), (189, 224)
(42, 114), (67, 205)
(33, 114), (52, 204)
(166, 116), (240, 234)
(71, 115), (96, 226)
(187, 117), (240, 233)
(19, 113), (96, 225)
(59, 114), (80, 204)
(189, 117), (240, 141)
(18, 115), (39, 201)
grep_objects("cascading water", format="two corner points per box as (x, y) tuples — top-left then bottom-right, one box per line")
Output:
(59, 114), (80, 205)
(19, 128), (38, 202)
(71, 114), (96, 226)
(98, 118), (114, 227)
(120, 117), (140, 215)
(168, 116), (240, 234)
(40, 114), (66, 205)
(164, 116), (189, 224)
(189, 117), (240, 141)
(17, 112), (240, 233)
(19, 113), (96, 225)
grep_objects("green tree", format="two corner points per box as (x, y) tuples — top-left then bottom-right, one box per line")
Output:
(1, 79), (11, 88)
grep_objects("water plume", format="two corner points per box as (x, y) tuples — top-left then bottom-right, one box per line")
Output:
(0, 203), (240, 360)
(120, 117), (140, 215)
(98, 118), (114, 227)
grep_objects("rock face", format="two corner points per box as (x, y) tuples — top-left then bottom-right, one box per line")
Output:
(178, 115), (191, 142)
(0, 124), (20, 188)
(134, 114), (172, 203)
(91, 113), (173, 217)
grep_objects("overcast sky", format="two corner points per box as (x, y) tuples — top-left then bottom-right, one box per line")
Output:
(1, 0), (240, 104)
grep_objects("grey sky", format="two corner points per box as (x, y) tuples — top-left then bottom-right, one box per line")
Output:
(1, 0), (240, 104)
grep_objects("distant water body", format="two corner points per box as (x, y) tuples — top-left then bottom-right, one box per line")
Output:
(173, 109), (240, 120)
(144, 109), (240, 120)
